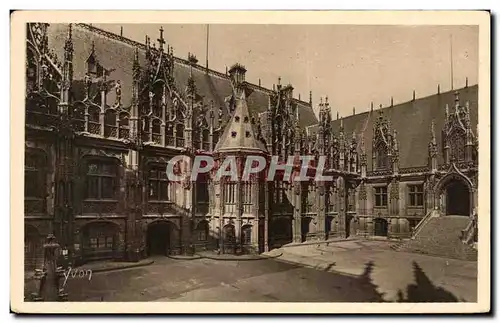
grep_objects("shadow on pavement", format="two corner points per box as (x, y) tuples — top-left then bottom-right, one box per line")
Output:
(396, 261), (464, 302)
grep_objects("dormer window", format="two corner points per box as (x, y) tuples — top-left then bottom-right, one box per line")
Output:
(87, 52), (103, 76)
(375, 143), (389, 169)
(235, 116), (240, 122)
(231, 131), (237, 138)
(245, 131), (251, 138)
(244, 116), (249, 123)
(87, 55), (97, 75)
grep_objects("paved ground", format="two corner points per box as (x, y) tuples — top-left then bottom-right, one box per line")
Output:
(53, 240), (476, 302)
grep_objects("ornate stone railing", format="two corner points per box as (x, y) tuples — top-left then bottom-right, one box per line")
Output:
(461, 208), (478, 245)
(411, 208), (439, 239)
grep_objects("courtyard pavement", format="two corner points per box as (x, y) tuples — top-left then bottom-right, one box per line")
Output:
(56, 240), (476, 302)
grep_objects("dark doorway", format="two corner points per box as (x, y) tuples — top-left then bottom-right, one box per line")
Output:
(222, 225), (236, 254)
(270, 217), (292, 247)
(147, 222), (171, 256)
(445, 180), (470, 216)
(373, 218), (388, 237)
(301, 217), (312, 242)
(325, 216), (333, 239)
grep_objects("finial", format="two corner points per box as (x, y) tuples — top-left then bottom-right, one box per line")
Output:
(370, 101), (373, 111)
(412, 90), (416, 101)
(225, 66), (228, 75)
(379, 104), (382, 109)
(91, 40), (95, 53)
(278, 76), (281, 85)
(158, 26), (166, 50)
(309, 90), (312, 105)
(465, 77), (469, 88)
(258, 78), (261, 87)
(320, 97), (323, 105)
(390, 96), (393, 107)
(336, 111), (339, 120)
(353, 107), (355, 115)
(68, 23), (73, 39)
(298, 93), (301, 100)
(120, 26), (123, 37)
(273, 84), (275, 91)
(438, 83), (441, 94)
(325, 95), (329, 105)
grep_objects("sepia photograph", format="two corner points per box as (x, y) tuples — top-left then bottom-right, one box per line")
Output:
(11, 10), (490, 314)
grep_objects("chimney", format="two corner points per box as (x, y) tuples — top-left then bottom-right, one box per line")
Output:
(228, 63), (246, 86)
(282, 84), (294, 100)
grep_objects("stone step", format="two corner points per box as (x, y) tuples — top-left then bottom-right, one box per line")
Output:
(396, 216), (477, 261)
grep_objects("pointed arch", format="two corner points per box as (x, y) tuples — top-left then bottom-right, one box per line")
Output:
(118, 111), (130, 139)
(88, 105), (101, 135)
(104, 109), (118, 137)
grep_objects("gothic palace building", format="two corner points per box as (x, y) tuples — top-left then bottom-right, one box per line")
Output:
(24, 23), (479, 268)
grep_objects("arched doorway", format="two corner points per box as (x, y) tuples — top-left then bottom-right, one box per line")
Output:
(222, 224), (236, 254)
(301, 217), (313, 242)
(147, 221), (173, 256)
(270, 217), (292, 247)
(373, 218), (388, 237)
(445, 179), (470, 216)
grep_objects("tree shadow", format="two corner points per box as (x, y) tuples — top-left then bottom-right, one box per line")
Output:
(396, 261), (464, 302)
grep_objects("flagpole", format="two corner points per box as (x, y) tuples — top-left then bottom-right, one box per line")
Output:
(206, 24), (209, 71)
(450, 34), (454, 91)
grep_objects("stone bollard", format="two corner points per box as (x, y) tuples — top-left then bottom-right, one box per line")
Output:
(30, 234), (68, 302)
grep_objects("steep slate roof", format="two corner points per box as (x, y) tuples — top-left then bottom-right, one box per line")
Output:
(45, 23), (318, 127)
(215, 91), (267, 153)
(324, 85), (478, 170)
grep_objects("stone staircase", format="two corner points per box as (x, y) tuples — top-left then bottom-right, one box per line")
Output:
(393, 215), (477, 261)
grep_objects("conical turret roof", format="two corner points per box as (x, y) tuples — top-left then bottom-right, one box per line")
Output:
(215, 90), (267, 154)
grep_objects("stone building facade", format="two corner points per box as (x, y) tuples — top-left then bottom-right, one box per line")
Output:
(24, 23), (479, 268)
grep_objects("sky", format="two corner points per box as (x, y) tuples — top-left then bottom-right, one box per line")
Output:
(94, 24), (478, 117)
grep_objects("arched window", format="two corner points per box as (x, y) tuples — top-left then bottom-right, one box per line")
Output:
(242, 225), (252, 245)
(176, 124), (185, 147)
(223, 225), (235, 244)
(196, 221), (209, 241)
(166, 124), (174, 146)
(71, 102), (86, 132)
(450, 130), (466, 162)
(202, 129), (210, 151)
(118, 112), (129, 139)
(376, 143), (389, 169)
(152, 119), (162, 145)
(88, 106), (101, 135)
(104, 110), (117, 137)
(141, 116), (151, 142)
